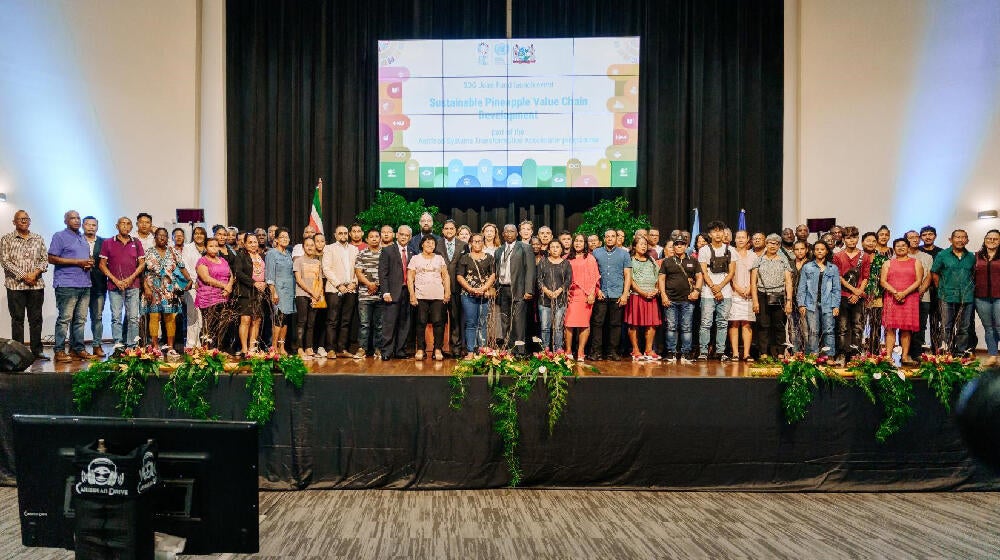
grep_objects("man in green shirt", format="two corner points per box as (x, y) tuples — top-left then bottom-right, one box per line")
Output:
(930, 229), (975, 354)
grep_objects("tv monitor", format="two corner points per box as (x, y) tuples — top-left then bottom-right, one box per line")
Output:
(807, 218), (836, 234)
(175, 208), (205, 223)
(13, 415), (259, 555)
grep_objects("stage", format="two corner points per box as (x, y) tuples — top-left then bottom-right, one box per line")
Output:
(1, 352), (997, 492)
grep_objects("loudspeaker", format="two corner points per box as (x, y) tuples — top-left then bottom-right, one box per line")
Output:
(956, 368), (1000, 471)
(0, 339), (34, 372)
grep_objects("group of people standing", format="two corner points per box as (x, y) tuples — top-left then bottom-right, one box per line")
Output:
(3, 208), (999, 366)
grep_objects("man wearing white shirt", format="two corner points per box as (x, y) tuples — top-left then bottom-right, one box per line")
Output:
(323, 225), (359, 357)
(697, 220), (738, 360)
(135, 212), (155, 252)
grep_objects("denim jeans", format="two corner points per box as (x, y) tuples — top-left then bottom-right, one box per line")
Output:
(357, 298), (384, 354)
(538, 304), (566, 351)
(975, 297), (1000, 356)
(89, 287), (106, 346)
(108, 288), (141, 346)
(940, 301), (974, 354)
(55, 287), (90, 353)
(664, 300), (695, 354)
(699, 297), (731, 355)
(805, 308), (836, 356)
(461, 293), (490, 353)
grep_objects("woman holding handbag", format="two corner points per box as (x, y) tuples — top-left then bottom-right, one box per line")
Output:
(294, 235), (325, 359)
(751, 234), (794, 360)
(141, 228), (191, 357)
(456, 233), (496, 358)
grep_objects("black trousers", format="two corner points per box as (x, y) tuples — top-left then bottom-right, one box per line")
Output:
(7, 288), (44, 355)
(295, 296), (319, 350)
(381, 299), (412, 359)
(836, 298), (865, 357)
(497, 285), (528, 355)
(446, 287), (463, 354)
(590, 298), (624, 357)
(416, 299), (446, 352)
(325, 291), (357, 352)
(910, 300), (931, 358)
(756, 298), (787, 357)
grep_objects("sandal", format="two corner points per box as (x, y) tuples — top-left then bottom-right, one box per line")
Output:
(744, 356), (755, 363)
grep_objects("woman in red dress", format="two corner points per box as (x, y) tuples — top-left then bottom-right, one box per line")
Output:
(564, 234), (600, 361)
(880, 238), (924, 365)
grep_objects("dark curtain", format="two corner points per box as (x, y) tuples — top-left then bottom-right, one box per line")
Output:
(227, 0), (782, 236)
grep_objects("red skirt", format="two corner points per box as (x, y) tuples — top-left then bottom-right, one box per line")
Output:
(624, 293), (662, 327)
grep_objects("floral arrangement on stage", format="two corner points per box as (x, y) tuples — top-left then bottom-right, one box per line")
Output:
(848, 354), (914, 443)
(775, 352), (845, 424)
(239, 348), (308, 423)
(449, 347), (591, 487)
(162, 347), (226, 420)
(73, 345), (164, 418)
(913, 353), (980, 413)
(72, 345), (308, 423)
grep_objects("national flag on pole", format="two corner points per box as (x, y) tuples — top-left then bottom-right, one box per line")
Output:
(690, 208), (700, 240)
(309, 178), (324, 236)
(689, 208), (700, 256)
(737, 208), (746, 232)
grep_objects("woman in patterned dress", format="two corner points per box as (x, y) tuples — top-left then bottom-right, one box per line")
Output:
(141, 228), (191, 357)
(880, 238), (923, 365)
(862, 229), (891, 354)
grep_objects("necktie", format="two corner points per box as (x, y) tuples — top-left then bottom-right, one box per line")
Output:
(447, 241), (454, 260)
(401, 246), (408, 276)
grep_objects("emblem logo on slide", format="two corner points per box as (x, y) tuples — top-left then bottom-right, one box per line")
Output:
(512, 44), (536, 64)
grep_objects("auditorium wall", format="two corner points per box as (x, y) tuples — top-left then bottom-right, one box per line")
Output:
(787, 0), (999, 247)
(0, 0), (203, 338)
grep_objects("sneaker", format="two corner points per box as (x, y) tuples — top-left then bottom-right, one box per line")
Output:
(166, 349), (180, 359)
(93, 345), (106, 358)
(719, 354), (731, 362)
(353, 349), (366, 359)
(696, 353), (708, 362)
(664, 352), (677, 364)
(680, 355), (694, 365)
(315, 347), (328, 358)
(631, 351), (645, 362)
(645, 352), (662, 362)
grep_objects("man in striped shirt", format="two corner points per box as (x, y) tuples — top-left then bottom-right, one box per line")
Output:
(1, 210), (49, 360)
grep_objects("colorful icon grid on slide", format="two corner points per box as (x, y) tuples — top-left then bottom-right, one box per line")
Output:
(377, 38), (639, 188)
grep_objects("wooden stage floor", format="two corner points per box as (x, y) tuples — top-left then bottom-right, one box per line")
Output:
(20, 343), (942, 378)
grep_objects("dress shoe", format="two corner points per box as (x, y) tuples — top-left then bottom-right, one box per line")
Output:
(74, 350), (95, 361)
(54, 351), (73, 363)
(34, 353), (52, 362)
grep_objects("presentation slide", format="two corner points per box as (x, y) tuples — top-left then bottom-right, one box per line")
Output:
(377, 37), (639, 188)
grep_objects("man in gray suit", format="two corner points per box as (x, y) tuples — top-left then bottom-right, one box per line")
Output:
(495, 224), (535, 356)
(436, 219), (468, 357)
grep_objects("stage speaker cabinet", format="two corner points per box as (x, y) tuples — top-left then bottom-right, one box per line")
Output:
(0, 338), (34, 372)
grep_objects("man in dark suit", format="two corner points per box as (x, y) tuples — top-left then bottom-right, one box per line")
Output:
(495, 224), (535, 356)
(407, 212), (438, 255)
(82, 216), (107, 357)
(435, 219), (468, 357)
(378, 225), (413, 360)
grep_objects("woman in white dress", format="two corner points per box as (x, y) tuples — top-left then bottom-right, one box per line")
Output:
(728, 230), (758, 361)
